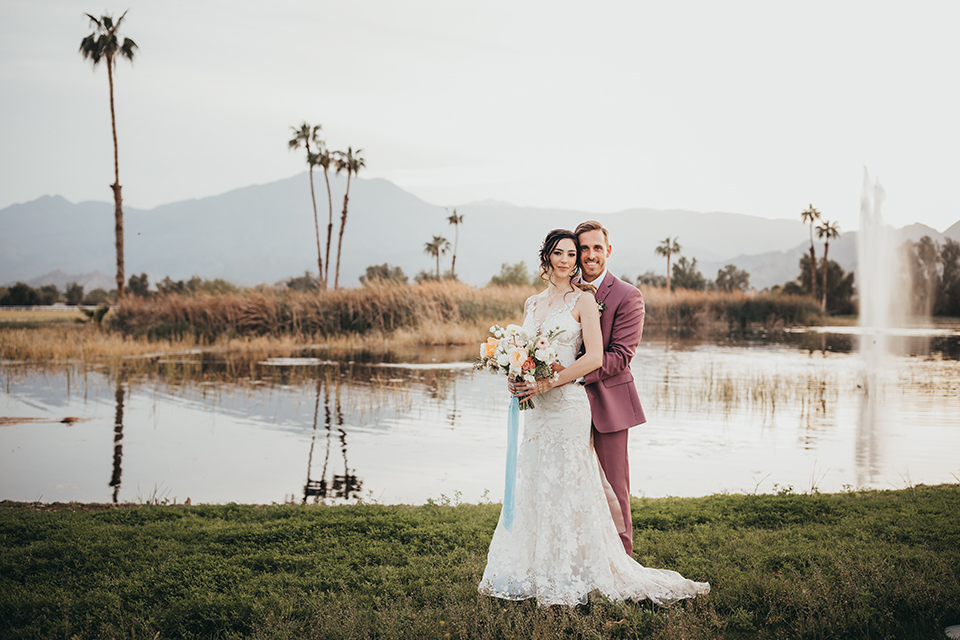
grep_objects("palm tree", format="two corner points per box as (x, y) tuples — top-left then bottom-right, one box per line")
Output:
(79, 12), (138, 299)
(654, 237), (681, 291)
(314, 147), (335, 288)
(424, 235), (451, 279)
(333, 147), (365, 289)
(815, 220), (841, 311)
(288, 123), (324, 289)
(446, 208), (464, 276)
(801, 204), (822, 299)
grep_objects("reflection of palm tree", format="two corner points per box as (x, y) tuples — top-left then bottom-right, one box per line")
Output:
(331, 380), (363, 499)
(815, 220), (841, 311)
(109, 372), (126, 503)
(289, 123), (324, 287)
(333, 147), (366, 289)
(424, 235), (451, 279)
(655, 237), (681, 291)
(303, 370), (362, 502)
(801, 204), (822, 298)
(446, 209), (464, 276)
(303, 378), (328, 503)
(79, 12), (138, 299)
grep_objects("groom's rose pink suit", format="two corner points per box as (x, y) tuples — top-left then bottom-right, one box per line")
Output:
(580, 272), (645, 555)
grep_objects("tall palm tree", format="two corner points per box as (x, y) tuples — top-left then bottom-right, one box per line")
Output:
(801, 204), (822, 299)
(288, 123), (324, 289)
(314, 147), (334, 289)
(446, 208), (464, 276)
(654, 237), (681, 291)
(815, 220), (841, 311)
(79, 11), (138, 299)
(424, 235), (451, 279)
(333, 147), (365, 289)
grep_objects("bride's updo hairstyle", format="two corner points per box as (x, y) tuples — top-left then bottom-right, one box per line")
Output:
(538, 228), (583, 283)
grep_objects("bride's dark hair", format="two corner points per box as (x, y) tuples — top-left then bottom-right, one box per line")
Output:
(538, 229), (582, 283)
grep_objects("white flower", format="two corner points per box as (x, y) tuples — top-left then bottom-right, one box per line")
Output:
(523, 373), (536, 383)
(506, 324), (523, 336)
(535, 336), (549, 350)
(496, 352), (510, 367)
(537, 348), (557, 363)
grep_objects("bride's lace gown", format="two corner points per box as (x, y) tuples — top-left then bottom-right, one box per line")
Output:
(478, 289), (710, 607)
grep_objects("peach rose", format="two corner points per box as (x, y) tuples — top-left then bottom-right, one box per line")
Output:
(508, 348), (528, 369)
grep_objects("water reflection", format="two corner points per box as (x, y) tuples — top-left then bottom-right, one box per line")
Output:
(855, 374), (884, 488)
(110, 373), (125, 503)
(1, 329), (958, 504)
(303, 374), (363, 503)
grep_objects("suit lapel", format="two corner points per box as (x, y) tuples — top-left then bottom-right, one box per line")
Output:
(596, 272), (615, 305)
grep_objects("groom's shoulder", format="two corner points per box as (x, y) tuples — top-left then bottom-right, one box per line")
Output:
(608, 275), (642, 304)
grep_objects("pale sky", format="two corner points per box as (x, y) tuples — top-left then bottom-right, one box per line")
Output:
(2, 0), (959, 233)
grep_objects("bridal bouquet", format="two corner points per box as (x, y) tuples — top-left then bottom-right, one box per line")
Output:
(475, 323), (565, 410)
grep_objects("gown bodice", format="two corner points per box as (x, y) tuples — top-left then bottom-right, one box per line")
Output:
(522, 289), (584, 368)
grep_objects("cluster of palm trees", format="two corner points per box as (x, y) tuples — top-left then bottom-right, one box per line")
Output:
(288, 123), (365, 290)
(79, 11), (366, 296)
(423, 209), (464, 279)
(800, 204), (841, 311)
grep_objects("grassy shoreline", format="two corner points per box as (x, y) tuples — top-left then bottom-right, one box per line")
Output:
(1, 485), (958, 639)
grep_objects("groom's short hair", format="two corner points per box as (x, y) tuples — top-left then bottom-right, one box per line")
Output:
(575, 220), (609, 244)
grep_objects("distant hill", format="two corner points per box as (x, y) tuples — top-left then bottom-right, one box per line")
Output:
(2, 174), (957, 290)
(16, 269), (115, 291)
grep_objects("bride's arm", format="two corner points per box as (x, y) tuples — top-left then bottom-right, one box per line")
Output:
(521, 293), (602, 398)
(554, 292), (602, 384)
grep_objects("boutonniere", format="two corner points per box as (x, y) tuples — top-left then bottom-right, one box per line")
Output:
(597, 300), (606, 315)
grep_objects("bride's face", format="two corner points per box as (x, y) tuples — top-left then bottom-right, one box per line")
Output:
(549, 238), (578, 281)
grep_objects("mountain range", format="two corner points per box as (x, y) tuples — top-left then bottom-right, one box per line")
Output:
(2, 173), (959, 291)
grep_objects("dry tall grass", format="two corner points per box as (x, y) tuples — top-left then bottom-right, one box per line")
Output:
(110, 281), (534, 342)
(1, 283), (824, 362)
(643, 287), (823, 328)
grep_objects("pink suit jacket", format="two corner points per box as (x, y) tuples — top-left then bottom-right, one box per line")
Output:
(581, 273), (645, 433)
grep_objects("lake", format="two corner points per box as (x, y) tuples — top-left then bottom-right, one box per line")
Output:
(2, 327), (958, 505)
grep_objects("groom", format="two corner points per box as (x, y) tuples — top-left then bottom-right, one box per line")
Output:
(573, 220), (646, 556)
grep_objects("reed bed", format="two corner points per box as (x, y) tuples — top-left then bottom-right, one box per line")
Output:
(1, 284), (826, 364)
(641, 365), (840, 416)
(110, 281), (534, 341)
(642, 287), (823, 328)
(109, 284), (819, 342)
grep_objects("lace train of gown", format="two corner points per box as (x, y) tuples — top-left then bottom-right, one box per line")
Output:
(478, 290), (710, 607)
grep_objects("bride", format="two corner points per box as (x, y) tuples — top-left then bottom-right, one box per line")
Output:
(478, 229), (710, 607)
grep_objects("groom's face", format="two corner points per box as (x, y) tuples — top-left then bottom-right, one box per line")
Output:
(578, 229), (611, 281)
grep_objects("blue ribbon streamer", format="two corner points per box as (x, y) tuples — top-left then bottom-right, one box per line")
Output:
(502, 396), (520, 532)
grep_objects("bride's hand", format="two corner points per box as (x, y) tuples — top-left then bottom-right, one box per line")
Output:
(514, 377), (554, 400)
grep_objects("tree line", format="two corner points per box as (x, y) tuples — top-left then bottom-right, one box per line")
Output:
(1, 282), (108, 306)
(900, 236), (960, 317)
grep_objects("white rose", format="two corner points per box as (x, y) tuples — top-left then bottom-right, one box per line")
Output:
(496, 353), (510, 367)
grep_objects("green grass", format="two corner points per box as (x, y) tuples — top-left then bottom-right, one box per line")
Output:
(1, 486), (958, 639)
